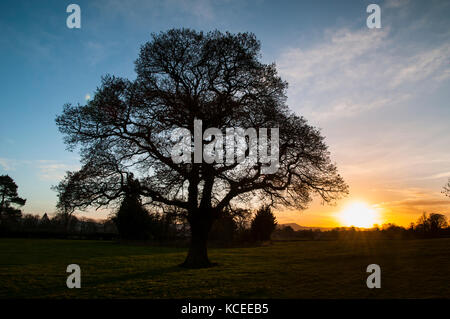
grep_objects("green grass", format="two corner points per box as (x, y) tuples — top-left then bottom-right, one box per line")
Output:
(0, 238), (449, 298)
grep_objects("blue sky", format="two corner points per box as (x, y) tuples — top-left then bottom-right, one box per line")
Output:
(1, 0), (450, 226)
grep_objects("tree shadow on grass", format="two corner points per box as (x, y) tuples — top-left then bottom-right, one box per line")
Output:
(25, 264), (191, 298)
(88, 264), (189, 287)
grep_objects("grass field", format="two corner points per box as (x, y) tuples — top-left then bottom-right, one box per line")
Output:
(1, 238), (449, 298)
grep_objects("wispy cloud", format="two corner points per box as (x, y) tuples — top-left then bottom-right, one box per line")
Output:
(1, 158), (79, 181)
(384, 0), (410, 9)
(375, 187), (450, 223)
(0, 158), (15, 171)
(277, 27), (450, 121)
(94, 0), (217, 24)
(387, 198), (450, 207)
(36, 160), (79, 182)
(421, 171), (450, 180)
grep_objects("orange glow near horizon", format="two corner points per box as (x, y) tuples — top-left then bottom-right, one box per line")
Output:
(338, 201), (383, 228)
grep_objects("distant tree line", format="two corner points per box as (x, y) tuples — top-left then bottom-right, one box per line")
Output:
(0, 204), (278, 245)
(1, 174), (279, 244)
(0, 211), (118, 239)
(2, 174), (449, 243)
(273, 212), (450, 241)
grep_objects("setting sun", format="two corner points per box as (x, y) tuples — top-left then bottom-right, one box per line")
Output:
(338, 202), (381, 228)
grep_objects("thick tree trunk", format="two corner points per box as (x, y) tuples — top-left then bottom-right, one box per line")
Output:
(181, 217), (214, 268)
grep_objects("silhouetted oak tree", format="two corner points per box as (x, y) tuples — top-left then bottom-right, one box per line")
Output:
(55, 29), (348, 268)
